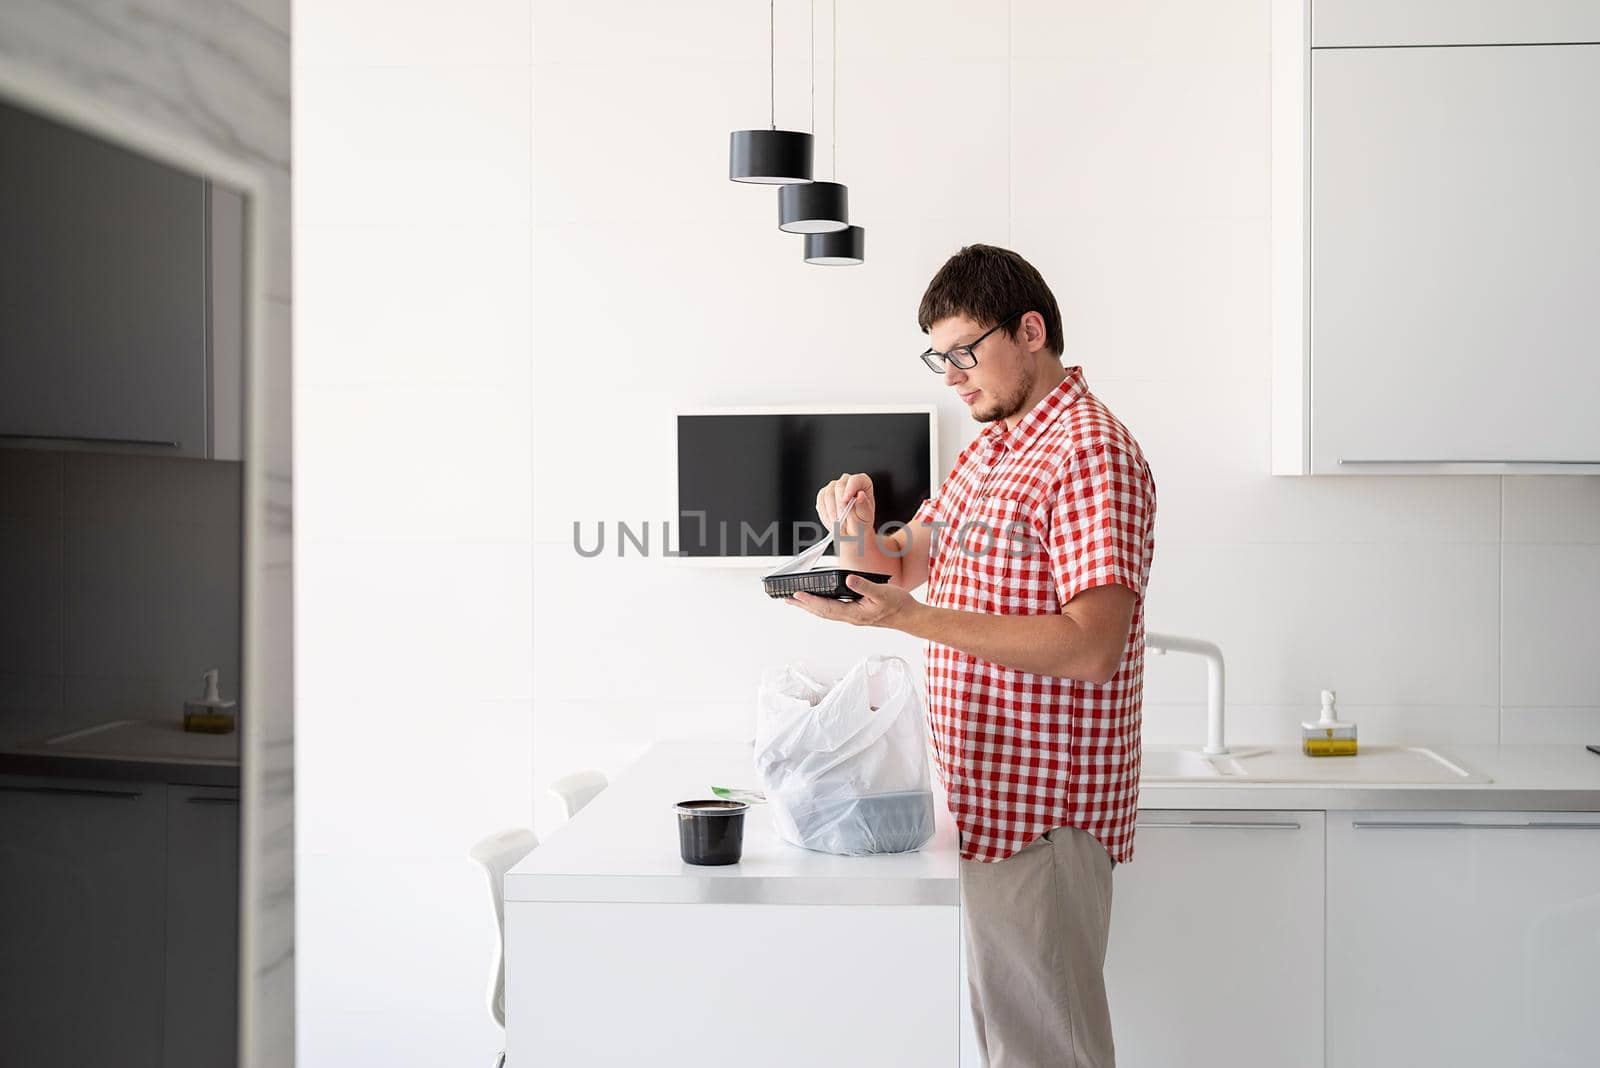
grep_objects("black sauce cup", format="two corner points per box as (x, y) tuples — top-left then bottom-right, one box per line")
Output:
(675, 799), (749, 865)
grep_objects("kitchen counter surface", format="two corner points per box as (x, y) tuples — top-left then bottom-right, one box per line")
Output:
(506, 739), (1600, 907)
(1140, 743), (1600, 812)
(0, 717), (239, 787)
(507, 739), (961, 907)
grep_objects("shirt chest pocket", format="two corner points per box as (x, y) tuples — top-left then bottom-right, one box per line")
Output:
(944, 495), (1046, 614)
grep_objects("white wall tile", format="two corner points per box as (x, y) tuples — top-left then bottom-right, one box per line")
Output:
(1140, 700), (1500, 748)
(1153, 475), (1501, 547)
(296, 385), (532, 544)
(1011, 0), (1269, 61)
(296, 695), (533, 859)
(295, 225), (530, 388)
(840, 0), (1008, 63)
(1010, 55), (1269, 222)
(1144, 542), (1500, 708)
(295, 65), (530, 228)
(1500, 706), (1600, 744)
(1502, 476), (1600, 544)
(296, 542), (533, 704)
(831, 60), (1008, 222)
(534, 0), (778, 65)
(296, 0), (530, 67)
(1501, 543), (1600, 707)
(533, 59), (767, 226)
(1089, 375), (1272, 480)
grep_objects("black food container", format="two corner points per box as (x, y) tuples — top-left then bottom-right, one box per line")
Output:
(675, 799), (749, 865)
(762, 568), (891, 601)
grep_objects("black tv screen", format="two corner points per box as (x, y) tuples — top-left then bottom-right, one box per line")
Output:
(676, 410), (934, 558)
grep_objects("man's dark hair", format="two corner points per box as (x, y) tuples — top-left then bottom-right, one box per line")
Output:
(917, 244), (1064, 358)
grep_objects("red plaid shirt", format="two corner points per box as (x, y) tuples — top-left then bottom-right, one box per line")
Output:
(913, 367), (1156, 863)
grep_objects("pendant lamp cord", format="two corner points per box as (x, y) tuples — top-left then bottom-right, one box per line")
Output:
(831, 0), (838, 179)
(810, 0), (815, 134)
(769, 0), (776, 129)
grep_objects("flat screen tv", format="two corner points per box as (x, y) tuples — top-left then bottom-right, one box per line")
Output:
(674, 407), (937, 560)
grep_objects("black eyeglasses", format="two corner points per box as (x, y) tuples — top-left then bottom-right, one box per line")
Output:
(918, 311), (1024, 374)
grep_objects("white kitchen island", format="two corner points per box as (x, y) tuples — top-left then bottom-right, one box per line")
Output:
(505, 738), (1600, 1068)
(503, 739), (962, 1067)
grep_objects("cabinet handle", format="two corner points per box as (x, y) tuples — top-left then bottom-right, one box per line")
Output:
(1338, 459), (1600, 466)
(1137, 820), (1301, 830)
(185, 795), (239, 805)
(0, 784), (141, 800)
(0, 432), (181, 448)
(1352, 820), (1600, 831)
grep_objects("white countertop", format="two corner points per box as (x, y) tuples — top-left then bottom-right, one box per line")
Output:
(505, 739), (1600, 907)
(506, 739), (961, 907)
(1140, 744), (1600, 811)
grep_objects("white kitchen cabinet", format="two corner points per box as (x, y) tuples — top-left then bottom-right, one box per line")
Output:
(1270, 3), (1600, 475)
(0, 776), (167, 1068)
(510, 902), (959, 1067)
(1327, 811), (1600, 1068)
(1310, 0), (1600, 48)
(1102, 811), (1325, 1068)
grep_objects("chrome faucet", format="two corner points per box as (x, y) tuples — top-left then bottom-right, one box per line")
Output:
(1145, 633), (1228, 755)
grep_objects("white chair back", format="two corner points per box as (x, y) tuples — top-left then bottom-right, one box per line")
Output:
(468, 827), (538, 1029)
(548, 769), (607, 820)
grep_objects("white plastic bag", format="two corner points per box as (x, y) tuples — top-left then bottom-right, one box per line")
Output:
(754, 656), (936, 856)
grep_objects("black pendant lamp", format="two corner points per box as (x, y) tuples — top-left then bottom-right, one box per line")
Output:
(804, 225), (865, 266)
(802, 0), (862, 264)
(729, 1), (813, 185)
(778, 181), (847, 233)
(729, 130), (812, 185)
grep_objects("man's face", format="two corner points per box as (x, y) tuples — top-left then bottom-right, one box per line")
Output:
(927, 314), (1036, 425)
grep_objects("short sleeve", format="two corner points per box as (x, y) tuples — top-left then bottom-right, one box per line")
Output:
(1047, 443), (1154, 607)
(911, 495), (940, 528)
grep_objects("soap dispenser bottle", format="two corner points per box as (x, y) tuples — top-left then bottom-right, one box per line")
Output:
(1302, 689), (1357, 756)
(183, 669), (238, 734)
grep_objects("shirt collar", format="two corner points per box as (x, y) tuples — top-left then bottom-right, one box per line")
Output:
(981, 365), (1088, 454)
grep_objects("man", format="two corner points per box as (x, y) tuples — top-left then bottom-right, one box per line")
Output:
(786, 244), (1156, 1068)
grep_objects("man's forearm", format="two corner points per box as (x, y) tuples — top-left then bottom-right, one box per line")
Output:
(897, 601), (1115, 682)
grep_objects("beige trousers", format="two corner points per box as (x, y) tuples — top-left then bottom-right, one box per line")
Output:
(958, 825), (1117, 1068)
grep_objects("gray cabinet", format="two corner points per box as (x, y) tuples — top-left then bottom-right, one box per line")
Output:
(0, 775), (241, 1067)
(0, 101), (244, 460)
(0, 777), (167, 1068)
(163, 785), (241, 1068)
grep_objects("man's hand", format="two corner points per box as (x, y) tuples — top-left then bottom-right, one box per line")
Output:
(816, 472), (876, 539)
(786, 574), (919, 630)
